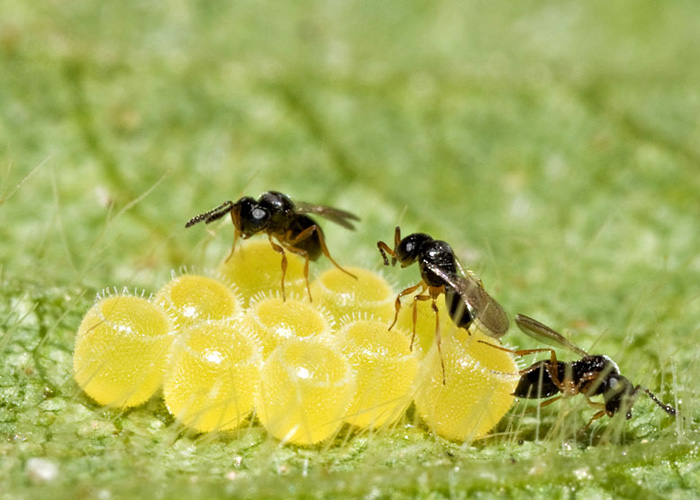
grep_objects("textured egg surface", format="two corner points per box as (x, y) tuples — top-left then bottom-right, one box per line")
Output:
(164, 318), (261, 432)
(73, 294), (174, 407)
(310, 266), (394, 323)
(255, 337), (355, 445)
(335, 319), (418, 429)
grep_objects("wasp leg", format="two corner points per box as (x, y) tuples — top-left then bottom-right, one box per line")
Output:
(582, 405), (607, 432)
(429, 287), (446, 384)
(224, 229), (240, 263)
(412, 292), (446, 383)
(268, 235), (288, 301)
(289, 224), (357, 282)
(408, 283), (430, 348)
(414, 286), (447, 384)
(287, 247), (312, 302)
(390, 281), (425, 332)
(538, 395), (563, 408)
(477, 342), (567, 392)
(477, 342), (556, 362)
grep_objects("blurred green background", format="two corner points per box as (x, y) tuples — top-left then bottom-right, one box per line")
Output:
(1, 1), (699, 498)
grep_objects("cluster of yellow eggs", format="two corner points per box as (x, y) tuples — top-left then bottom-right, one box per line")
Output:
(73, 240), (518, 445)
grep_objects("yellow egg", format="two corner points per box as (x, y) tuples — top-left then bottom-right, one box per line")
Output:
(73, 293), (174, 407)
(155, 273), (241, 330)
(335, 319), (418, 429)
(310, 267), (395, 324)
(242, 295), (332, 358)
(414, 327), (518, 441)
(163, 318), (261, 433)
(255, 338), (355, 445)
(395, 293), (449, 357)
(219, 239), (307, 306)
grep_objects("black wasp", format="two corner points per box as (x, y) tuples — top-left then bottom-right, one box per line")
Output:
(493, 314), (677, 428)
(186, 191), (359, 301)
(377, 226), (509, 382)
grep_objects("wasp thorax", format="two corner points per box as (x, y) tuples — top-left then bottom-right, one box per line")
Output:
(414, 330), (518, 441)
(310, 267), (395, 323)
(73, 293), (174, 407)
(242, 294), (332, 358)
(163, 318), (261, 433)
(255, 337), (355, 445)
(335, 319), (418, 429)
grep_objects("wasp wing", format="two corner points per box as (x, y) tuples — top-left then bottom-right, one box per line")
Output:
(425, 262), (509, 338)
(294, 202), (360, 230)
(514, 314), (589, 357)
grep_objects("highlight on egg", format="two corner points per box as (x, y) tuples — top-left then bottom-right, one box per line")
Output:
(255, 337), (355, 445)
(310, 266), (395, 324)
(242, 293), (333, 358)
(154, 271), (242, 330)
(73, 291), (174, 408)
(335, 318), (418, 429)
(163, 318), (262, 433)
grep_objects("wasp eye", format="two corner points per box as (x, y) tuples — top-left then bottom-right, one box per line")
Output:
(251, 207), (267, 221)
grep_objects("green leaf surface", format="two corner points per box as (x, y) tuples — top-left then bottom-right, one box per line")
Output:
(1, 1), (699, 498)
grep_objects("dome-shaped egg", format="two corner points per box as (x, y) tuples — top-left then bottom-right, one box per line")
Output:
(154, 272), (241, 330)
(219, 240), (307, 306)
(73, 292), (174, 407)
(414, 327), (518, 441)
(163, 318), (261, 433)
(242, 294), (332, 358)
(255, 337), (355, 445)
(310, 267), (394, 324)
(335, 318), (418, 429)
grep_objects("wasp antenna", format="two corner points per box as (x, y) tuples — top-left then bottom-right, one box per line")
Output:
(185, 201), (234, 228)
(642, 387), (677, 416)
(377, 241), (393, 266)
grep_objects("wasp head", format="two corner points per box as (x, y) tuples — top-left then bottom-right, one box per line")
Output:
(395, 233), (433, 268)
(602, 373), (636, 419)
(232, 197), (270, 238)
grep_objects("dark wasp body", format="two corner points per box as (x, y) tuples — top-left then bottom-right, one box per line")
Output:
(496, 314), (677, 427)
(377, 226), (509, 382)
(186, 191), (359, 301)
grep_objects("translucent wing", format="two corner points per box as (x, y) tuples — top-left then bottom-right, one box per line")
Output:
(514, 314), (589, 357)
(294, 202), (360, 230)
(426, 262), (510, 338)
